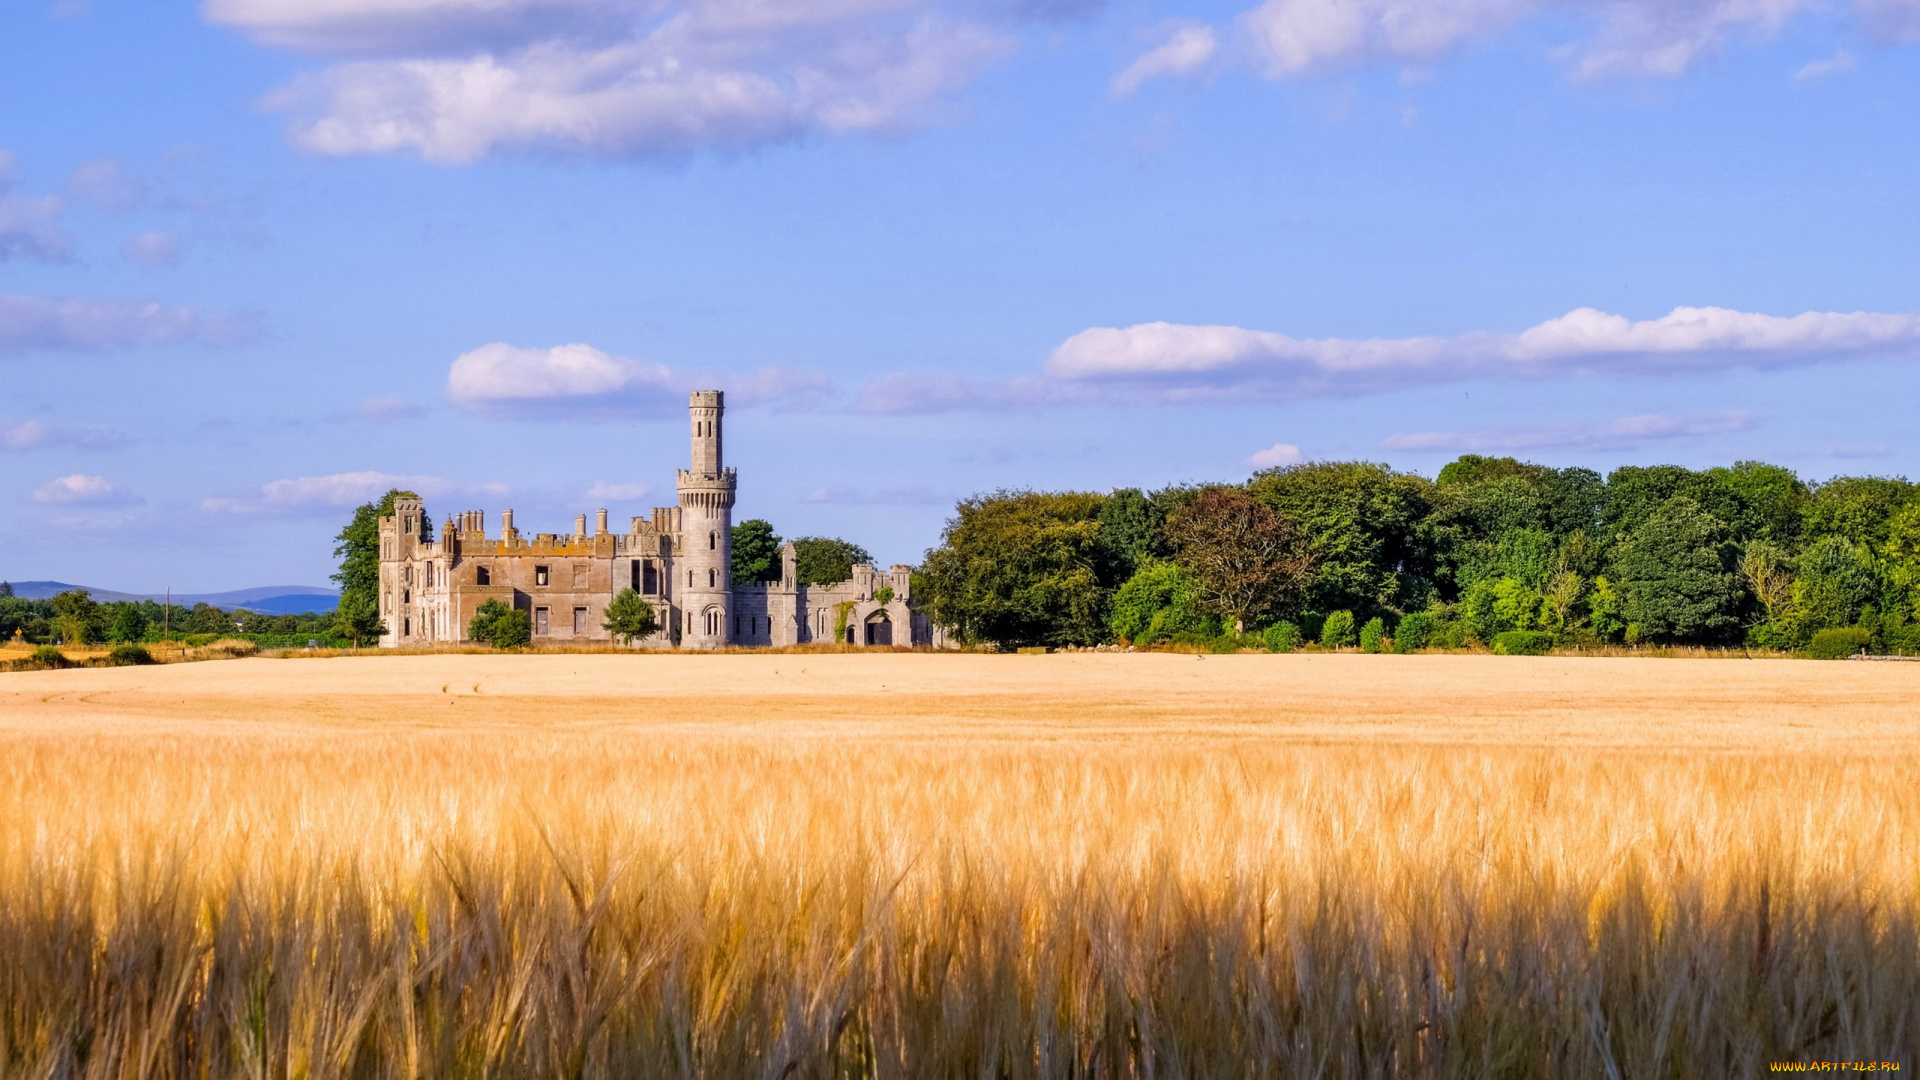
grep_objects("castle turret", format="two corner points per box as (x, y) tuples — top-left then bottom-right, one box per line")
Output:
(676, 390), (735, 648)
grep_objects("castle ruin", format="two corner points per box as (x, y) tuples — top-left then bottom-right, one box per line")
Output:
(375, 391), (936, 648)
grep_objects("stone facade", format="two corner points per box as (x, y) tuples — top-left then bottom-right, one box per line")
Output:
(375, 391), (939, 649)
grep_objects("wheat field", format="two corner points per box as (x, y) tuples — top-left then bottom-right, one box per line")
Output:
(1, 653), (1915, 1078)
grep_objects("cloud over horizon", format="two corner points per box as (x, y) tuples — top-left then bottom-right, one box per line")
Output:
(0, 293), (256, 356)
(200, 470), (459, 515)
(1384, 412), (1757, 454)
(446, 341), (832, 417)
(32, 473), (137, 505)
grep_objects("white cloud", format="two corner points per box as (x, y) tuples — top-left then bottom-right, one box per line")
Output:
(1247, 441), (1302, 467)
(32, 474), (135, 505)
(1046, 306), (1920, 397)
(0, 154), (72, 263)
(201, 470), (451, 514)
(1, 419), (128, 450)
(0, 293), (255, 355)
(210, 0), (1019, 163)
(585, 480), (652, 501)
(1228, 0), (1906, 83)
(1112, 21), (1216, 95)
(854, 372), (1077, 414)
(447, 341), (832, 416)
(125, 230), (183, 268)
(347, 396), (428, 423)
(65, 159), (146, 212)
(1793, 47), (1855, 82)
(1384, 412), (1755, 453)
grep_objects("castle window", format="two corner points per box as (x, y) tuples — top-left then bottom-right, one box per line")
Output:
(709, 532), (715, 550)
(404, 617), (410, 637)
(425, 564), (433, 587)
(535, 565), (550, 587)
(643, 561), (657, 594)
(573, 607), (587, 635)
(534, 607), (549, 636)
(708, 568), (715, 588)
(404, 517), (413, 534)
(403, 589), (410, 604)
(630, 561), (640, 591)
(572, 564), (588, 589)
(476, 566), (490, 586)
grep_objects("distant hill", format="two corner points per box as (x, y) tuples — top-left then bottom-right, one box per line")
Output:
(2, 581), (338, 614)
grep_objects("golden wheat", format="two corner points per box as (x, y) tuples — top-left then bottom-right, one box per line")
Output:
(0, 654), (1915, 1078)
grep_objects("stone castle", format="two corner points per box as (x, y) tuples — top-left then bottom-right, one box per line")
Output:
(376, 391), (936, 649)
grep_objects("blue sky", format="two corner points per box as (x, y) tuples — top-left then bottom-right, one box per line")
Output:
(2, 0), (1917, 591)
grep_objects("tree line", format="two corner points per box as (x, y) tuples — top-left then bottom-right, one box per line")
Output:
(914, 456), (1920, 655)
(0, 583), (338, 646)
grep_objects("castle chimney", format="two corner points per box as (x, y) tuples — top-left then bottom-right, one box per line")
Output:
(501, 509), (515, 541)
(595, 508), (609, 536)
(574, 514), (588, 538)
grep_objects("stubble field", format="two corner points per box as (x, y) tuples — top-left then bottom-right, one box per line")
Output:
(1, 653), (1916, 1078)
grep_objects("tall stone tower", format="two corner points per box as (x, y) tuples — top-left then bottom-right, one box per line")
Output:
(676, 390), (735, 648)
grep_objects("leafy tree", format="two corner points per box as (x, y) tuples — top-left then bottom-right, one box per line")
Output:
(332, 591), (386, 648)
(1107, 561), (1215, 643)
(731, 519), (782, 584)
(107, 604), (150, 644)
(186, 603), (233, 635)
(1542, 468), (1607, 539)
(602, 589), (659, 644)
(0, 581), (12, 598)
(1165, 488), (1313, 633)
(333, 488), (423, 624)
(1784, 537), (1881, 639)
(791, 536), (874, 586)
(491, 608), (533, 649)
(1883, 503), (1920, 616)
(1711, 461), (1808, 544)
(1247, 462), (1434, 619)
(1095, 488), (1169, 584)
(1320, 610), (1356, 648)
(49, 590), (100, 645)
(1612, 496), (1741, 643)
(467, 599), (512, 644)
(1588, 576), (1626, 642)
(1436, 455), (1550, 488)
(1803, 476), (1915, 548)
(918, 490), (1110, 648)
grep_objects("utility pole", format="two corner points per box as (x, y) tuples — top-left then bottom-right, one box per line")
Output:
(163, 587), (170, 642)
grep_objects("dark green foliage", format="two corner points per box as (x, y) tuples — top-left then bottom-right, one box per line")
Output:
(1108, 561), (1215, 644)
(1491, 630), (1555, 656)
(0, 581), (11, 598)
(1095, 488), (1166, 583)
(490, 609), (532, 649)
(1712, 462), (1808, 544)
(792, 537), (874, 587)
(918, 491), (1111, 648)
(1263, 621), (1298, 653)
(30, 645), (70, 668)
(1358, 617), (1385, 654)
(1612, 497), (1741, 643)
(106, 643), (153, 665)
(467, 599), (513, 645)
(107, 605), (149, 644)
(1803, 476), (1915, 548)
(1804, 627), (1873, 660)
(1166, 488), (1313, 632)
(332, 591), (386, 648)
(730, 519), (782, 584)
(1786, 537), (1882, 641)
(1392, 612), (1433, 652)
(602, 589), (659, 644)
(1247, 462), (1434, 619)
(1319, 610), (1355, 648)
(333, 489), (423, 622)
(49, 590), (100, 645)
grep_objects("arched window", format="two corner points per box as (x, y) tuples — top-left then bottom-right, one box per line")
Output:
(707, 568), (715, 587)
(709, 532), (715, 550)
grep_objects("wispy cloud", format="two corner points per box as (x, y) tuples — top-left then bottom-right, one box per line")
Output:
(0, 293), (256, 355)
(204, 0), (1048, 164)
(124, 230), (183, 268)
(32, 473), (137, 505)
(585, 480), (651, 501)
(0, 152), (72, 263)
(201, 470), (452, 514)
(446, 341), (831, 417)
(1384, 412), (1756, 453)
(1113, 22), (1217, 95)
(1793, 47), (1855, 82)
(804, 484), (953, 505)
(1, 419), (129, 451)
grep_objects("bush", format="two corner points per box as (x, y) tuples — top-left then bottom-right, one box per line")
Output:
(1491, 631), (1555, 656)
(17, 645), (72, 670)
(1320, 611), (1356, 649)
(105, 643), (153, 666)
(491, 609), (533, 649)
(1359, 617), (1385, 654)
(1263, 621), (1299, 653)
(1392, 612), (1433, 653)
(1804, 626), (1873, 660)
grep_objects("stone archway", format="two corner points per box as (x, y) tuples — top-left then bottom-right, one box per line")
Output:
(864, 610), (893, 646)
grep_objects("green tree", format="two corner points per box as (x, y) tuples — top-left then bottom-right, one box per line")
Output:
(730, 519), (782, 583)
(1247, 462), (1434, 619)
(919, 490), (1110, 648)
(1612, 496), (1741, 643)
(107, 604), (150, 644)
(467, 598), (512, 644)
(791, 536), (874, 586)
(1783, 537), (1882, 640)
(1802, 476), (1915, 549)
(1711, 461), (1808, 544)
(332, 591), (386, 648)
(490, 608), (532, 649)
(602, 589), (659, 644)
(333, 488), (423, 624)
(0, 581), (12, 598)
(49, 589), (100, 645)
(1166, 488), (1314, 633)
(1320, 610), (1356, 648)
(1883, 503), (1920, 616)
(1095, 488), (1169, 584)
(1107, 561), (1215, 643)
